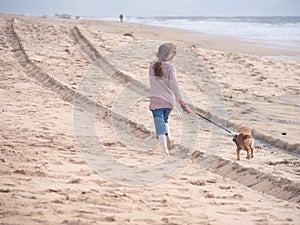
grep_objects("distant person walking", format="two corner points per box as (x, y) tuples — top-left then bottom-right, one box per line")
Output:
(119, 14), (124, 22)
(149, 43), (191, 156)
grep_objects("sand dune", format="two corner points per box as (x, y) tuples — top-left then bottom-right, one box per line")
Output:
(0, 14), (299, 224)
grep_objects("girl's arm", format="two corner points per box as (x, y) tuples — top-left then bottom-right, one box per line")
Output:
(169, 66), (182, 101)
(169, 66), (191, 113)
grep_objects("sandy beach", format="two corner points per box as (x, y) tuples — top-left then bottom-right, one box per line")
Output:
(0, 13), (299, 225)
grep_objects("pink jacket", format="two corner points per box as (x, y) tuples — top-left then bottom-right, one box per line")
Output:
(149, 61), (182, 110)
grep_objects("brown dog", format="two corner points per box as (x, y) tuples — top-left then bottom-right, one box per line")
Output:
(232, 126), (254, 160)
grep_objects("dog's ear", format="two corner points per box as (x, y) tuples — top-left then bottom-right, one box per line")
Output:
(232, 135), (237, 143)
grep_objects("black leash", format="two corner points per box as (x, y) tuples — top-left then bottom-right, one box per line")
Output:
(195, 112), (234, 134)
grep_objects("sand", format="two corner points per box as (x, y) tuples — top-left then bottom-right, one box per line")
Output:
(0, 13), (299, 225)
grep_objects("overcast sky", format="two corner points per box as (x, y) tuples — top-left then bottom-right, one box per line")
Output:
(0, 0), (299, 17)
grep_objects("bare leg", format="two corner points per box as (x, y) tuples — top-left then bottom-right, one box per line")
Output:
(165, 123), (172, 149)
(158, 134), (169, 156)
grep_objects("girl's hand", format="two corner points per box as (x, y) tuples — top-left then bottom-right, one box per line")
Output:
(179, 100), (191, 113)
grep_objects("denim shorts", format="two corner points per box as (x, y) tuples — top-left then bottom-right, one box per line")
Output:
(151, 108), (172, 137)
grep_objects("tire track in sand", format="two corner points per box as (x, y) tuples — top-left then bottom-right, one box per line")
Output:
(69, 25), (300, 202)
(6, 18), (150, 140)
(70, 26), (300, 201)
(70, 26), (300, 156)
(5, 18), (299, 202)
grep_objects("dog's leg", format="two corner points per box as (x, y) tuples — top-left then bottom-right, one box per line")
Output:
(250, 140), (254, 158)
(250, 145), (254, 158)
(245, 147), (251, 160)
(236, 148), (241, 160)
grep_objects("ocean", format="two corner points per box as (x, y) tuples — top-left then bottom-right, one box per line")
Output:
(95, 16), (300, 54)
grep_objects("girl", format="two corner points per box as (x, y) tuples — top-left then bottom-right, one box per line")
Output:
(149, 43), (191, 156)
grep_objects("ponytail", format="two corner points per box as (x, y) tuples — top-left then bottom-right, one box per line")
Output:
(153, 61), (163, 77)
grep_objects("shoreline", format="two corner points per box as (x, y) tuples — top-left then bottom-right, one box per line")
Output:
(74, 15), (300, 56)
(84, 17), (300, 59)
(5, 13), (300, 59)
(87, 19), (300, 57)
